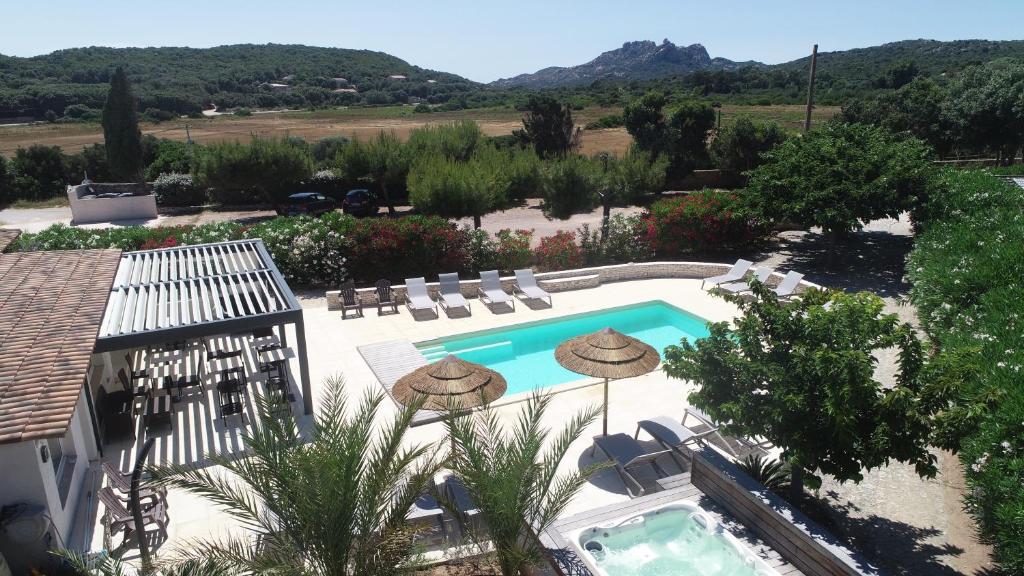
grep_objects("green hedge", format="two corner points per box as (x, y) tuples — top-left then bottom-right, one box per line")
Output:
(906, 169), (1024, 572)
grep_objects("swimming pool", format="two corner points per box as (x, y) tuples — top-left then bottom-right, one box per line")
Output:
(570, 501), (780, 576)
(416, 301), (710, 395)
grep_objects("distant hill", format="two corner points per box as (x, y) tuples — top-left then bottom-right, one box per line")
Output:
(772, 39), (1024, 87)
(0, 44), (479, 119)
(492, 38), (1024, 91)
(491, 40), (761, 88)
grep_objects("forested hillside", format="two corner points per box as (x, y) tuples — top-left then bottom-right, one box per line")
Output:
(0, 44), (479, 119)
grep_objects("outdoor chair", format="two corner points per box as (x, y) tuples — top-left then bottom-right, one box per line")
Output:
(512, 268), (552, 305)
(95, 386), (134, 443)
(101, 462), (166, 508)
(339, 280), (363, 319)
(404, 277), (438, 314)
(635, 416), (715, 465)
(98, 487), (168, 549)
(374, 279), (399, 314)
(216, 367), (247, 423)
(252, 327), (281, 351)
(772, 271), (805, 300)
(203, 335), (243, 361)
(438, 273), (471, 315)
(477, 270), (514, 310)
(405, 477), (451, 545)
(442, 475), (487, 537)
(681, 406), (774, 456)
(118, 368), (150, 414)
(701, 259), (754, 289)
(124, 352), (148, 382)
(717, 267), (773, 295)
(591, 433), (672, 498)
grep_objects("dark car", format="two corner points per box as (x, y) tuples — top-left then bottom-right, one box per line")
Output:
(277, 192), (338, 217)
(342, 189), (379, 217)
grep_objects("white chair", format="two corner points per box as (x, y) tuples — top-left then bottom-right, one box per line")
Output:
(438, 273), (471, 314)
(702, 259), (753, 289)
(718, 267), (773, 295)
(477, 270), (514, 310)
(512, 269), (552, 305)
(404, 277), (438, 314)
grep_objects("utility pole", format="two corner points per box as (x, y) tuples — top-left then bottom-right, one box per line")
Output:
(804, 44), (819, 133)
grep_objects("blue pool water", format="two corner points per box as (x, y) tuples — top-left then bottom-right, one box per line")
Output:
(417, 301), (710, 395)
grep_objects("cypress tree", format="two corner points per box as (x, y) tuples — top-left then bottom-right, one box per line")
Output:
(102, 67), (143, 181)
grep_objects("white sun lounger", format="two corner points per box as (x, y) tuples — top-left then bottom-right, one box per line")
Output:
(438, 273), (471, 314)
(701, 259), (753, 289)
(718, 267), (773, 295)
(404, 277), (438, 314)
(513, 268), (552, 305)
(477, 270), (514, 309)
(772, 271), (805, 300)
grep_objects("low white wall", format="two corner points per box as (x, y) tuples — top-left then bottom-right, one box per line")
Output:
(327, 261), (820, 310)
(67, 183), (158, 225)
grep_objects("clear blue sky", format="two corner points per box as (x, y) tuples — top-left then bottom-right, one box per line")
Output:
(3, 0), (1022, 82)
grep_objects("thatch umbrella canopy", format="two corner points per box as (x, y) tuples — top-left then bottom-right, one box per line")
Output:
(555, 327), (660, 435)
(393, 354), (506, 455)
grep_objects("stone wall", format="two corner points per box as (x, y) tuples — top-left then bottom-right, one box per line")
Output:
(326, 261), (820, 310)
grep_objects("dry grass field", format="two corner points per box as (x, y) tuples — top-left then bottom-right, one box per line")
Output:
(0, 104), (839, 158)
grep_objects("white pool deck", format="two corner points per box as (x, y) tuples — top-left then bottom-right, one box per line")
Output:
(81, 277), (747, 561)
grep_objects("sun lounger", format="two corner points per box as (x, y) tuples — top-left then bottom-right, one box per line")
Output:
(591, 433), (672, 498)
(405, 477), (450, 543)
(404, 277), (438, 314)
(477, 270), (514, 310)
(635, 416), (714, 463)
(442, 475), (487, 536)
(513, 268), (552, 305)
(772, 271), (804, 300)
(682, 406), (771, 456)
(718, 267), (773, 295)
(701, 259), (754, 289)
(438, 273), (472, 314)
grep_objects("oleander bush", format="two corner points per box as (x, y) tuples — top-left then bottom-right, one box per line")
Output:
(644, 190), (767, 256)
(343, 215), (470, 282)
(577, 214), (653, 266)
(906, 169), (1024, 572)
(534, 230), (582, 272)
(152, 172), (205, 206)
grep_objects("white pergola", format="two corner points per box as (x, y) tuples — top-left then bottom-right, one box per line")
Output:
(94, 239), (313, 414)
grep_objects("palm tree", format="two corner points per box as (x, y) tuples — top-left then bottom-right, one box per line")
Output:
(444, 392), (605, 576)
(55, 549), (235, 576)
(149, 375), (441, 576)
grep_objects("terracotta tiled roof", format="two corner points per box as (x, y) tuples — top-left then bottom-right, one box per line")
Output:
(0, 249), (122, 444)
(0, 229), (20, 253)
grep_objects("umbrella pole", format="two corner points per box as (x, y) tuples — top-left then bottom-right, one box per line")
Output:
(603, 377), (609, 436)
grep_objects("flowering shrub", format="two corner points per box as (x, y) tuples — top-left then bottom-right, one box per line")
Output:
(534, 231), (582, 272)
(244, 213), (351, 286)
(152, 172), (206, 206)
(494, 229), (533, 272)
(577, 215), (653, 266)
(644, 190), (766, 256)
(906, 169), (1024, 572)
(344, 215), (470, 282)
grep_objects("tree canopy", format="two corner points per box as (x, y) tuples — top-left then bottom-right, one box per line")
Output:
(515, 95), (582, 159)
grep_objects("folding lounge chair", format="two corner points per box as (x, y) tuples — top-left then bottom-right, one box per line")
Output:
(102, 461), (167, 506)
(513, 268), (552, 305)
(635, 416), (716, 463)
(772, 271), (805, 300)
(701, 259), (754, 289)
(718, 267), (773, 295)
(438, 273), (472, 314)
(477, 270), (514, 310)
(405, 477), (450, 543)
(681, 406), (774, 456)
(404, 277), (438, 314)
(591, 433), (672, 498)
(442, 475), (486, 537)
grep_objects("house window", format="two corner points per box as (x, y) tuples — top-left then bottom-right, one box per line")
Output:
(46, 436), (64, 475)
(46, 430), (77, 507)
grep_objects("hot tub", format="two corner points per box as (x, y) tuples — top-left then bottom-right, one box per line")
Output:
(570, 500), (780, 576)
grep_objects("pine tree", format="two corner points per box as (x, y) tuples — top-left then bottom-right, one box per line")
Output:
(102, 67), (143, 181)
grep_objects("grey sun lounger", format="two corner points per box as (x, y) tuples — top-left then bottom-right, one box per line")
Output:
(635, 416), (713, 463)
(513, 268), (552, 305)
(438, 273), (472, 314)
(591, 433), (672, 498)
(718, 267), (773, 295)
(404, 277), (438, 314)
(701, 259), (753, 289)
(443, 475), (487, 536)
(683, 406), (772, 456)
(772, 271), (805, 300)
(477, 270), (514, 310)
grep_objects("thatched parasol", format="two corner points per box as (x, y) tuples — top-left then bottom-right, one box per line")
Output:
(555, 327), (661, 436)
(393, 354), (507, 411)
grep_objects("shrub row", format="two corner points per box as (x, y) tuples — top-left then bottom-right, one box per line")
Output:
(9, 190), (767, 286)
(906, 169), (1024, 572)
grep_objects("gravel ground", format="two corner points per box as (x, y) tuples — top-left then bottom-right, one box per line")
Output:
(757, 214), (994, 575)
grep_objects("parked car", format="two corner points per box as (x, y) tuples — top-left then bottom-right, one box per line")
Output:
(277, 192), (338, 217)
(342, 189), (380, 217)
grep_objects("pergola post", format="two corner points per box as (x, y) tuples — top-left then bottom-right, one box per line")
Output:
(295, 315), (313, 415)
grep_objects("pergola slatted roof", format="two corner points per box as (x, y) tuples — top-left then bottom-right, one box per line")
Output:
(95, 238), (313, 414)
(96, 239), (302, 353)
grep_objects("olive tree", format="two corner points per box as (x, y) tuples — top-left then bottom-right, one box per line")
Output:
(663, 285), (940, 498)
